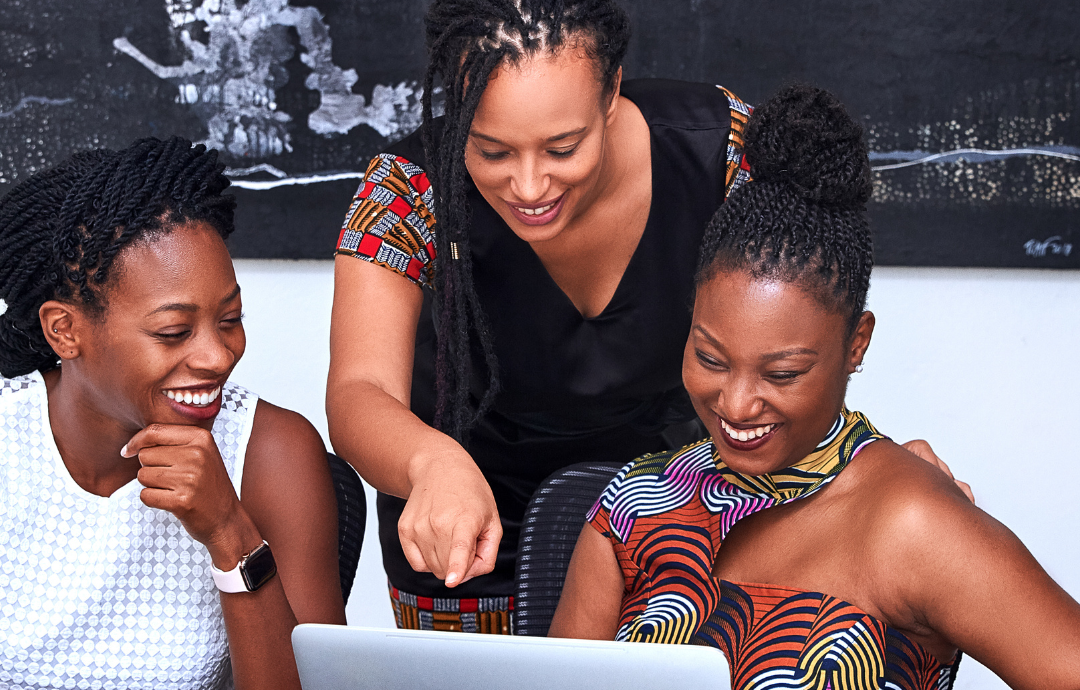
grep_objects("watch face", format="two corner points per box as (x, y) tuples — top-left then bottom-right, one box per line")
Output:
(241, 543), (277, 591)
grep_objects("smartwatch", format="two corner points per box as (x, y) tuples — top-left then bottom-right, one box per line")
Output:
(211, 540), (277, 593)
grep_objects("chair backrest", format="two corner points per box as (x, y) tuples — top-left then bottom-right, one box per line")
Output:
(327, 453), (366, 604)
(514, 462), (624, 636)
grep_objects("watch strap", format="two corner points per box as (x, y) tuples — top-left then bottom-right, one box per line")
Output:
(211, 540), (275, 593)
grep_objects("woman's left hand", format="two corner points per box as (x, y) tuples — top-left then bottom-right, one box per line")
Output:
(901, 439), (975, 503)
(123, 423), (257, 565)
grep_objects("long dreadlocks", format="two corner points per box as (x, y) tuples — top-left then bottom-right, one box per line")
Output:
(421, 0), (631, 442)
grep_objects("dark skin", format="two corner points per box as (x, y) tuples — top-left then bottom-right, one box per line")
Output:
(552, 269), (1080, 688)
(38, 220), (345, 690)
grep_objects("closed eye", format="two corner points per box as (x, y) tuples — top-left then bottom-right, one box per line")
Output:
(548, 146), (578, 158)
(477, 149), (509, 161)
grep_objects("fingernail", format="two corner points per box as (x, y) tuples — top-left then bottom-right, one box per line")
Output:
(120, 444), (129, 457)
(445, 573), (459, 587)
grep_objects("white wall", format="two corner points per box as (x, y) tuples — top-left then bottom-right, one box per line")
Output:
(230, 259), (1080, 688)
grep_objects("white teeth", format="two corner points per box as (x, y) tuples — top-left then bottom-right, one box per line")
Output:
(164, 386), (222, 408)
(516, 202), (555, 216)
(720, 419), (776, 442)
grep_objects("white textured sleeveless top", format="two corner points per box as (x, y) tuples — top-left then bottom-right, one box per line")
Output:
(0, 371), (258, 690)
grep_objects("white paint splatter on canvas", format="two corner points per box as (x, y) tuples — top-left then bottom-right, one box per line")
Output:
(113, 0), (427, 158)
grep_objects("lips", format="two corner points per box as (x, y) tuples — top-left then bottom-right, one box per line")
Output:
(717, 416), (781, 452)
(505, 193), (566, 226)
(163, 385), (223, 421)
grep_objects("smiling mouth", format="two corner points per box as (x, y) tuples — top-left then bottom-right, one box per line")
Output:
(513, 200), (558, 216)
(719, 418), (777, 443)
(164, 386), (221, 408)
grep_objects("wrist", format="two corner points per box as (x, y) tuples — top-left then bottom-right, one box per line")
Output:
(405, 441), (478, 492)
(205, 510), (263, 571)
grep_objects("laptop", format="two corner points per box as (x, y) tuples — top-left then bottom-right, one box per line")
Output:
(292, 624), (731, 690)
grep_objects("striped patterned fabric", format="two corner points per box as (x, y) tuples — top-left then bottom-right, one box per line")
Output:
(697, 582), (960, 690)
(389, 585), (513, 635)
(589, 409), (960, 689)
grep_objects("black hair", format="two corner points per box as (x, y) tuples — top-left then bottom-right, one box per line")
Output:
(696, 84), (874, 335)
(0, 136), (235, 378)
(421, 0), (632, 443)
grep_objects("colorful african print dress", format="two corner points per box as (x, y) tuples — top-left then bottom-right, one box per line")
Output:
(588, 409), (960, 690)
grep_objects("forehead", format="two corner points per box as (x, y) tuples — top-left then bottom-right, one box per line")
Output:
(471, 46), (605, 138)
(107, 221), (236, 311)
(694, 269), (847, 352)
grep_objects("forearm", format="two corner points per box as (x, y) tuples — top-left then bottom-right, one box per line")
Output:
(207, 513), (302, 690)
(326, 377), (476, 498)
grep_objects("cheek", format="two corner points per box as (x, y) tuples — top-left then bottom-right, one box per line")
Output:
(681, 349), (714, 418)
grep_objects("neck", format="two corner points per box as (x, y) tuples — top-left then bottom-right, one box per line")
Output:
(43, 368), (143, 497)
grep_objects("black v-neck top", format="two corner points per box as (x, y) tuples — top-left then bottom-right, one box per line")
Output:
(336, 79), (751, 598)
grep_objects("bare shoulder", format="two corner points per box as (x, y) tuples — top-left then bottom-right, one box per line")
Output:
(247, 400), (326, 466)
(851, 439), (978, 529)
(851, 439), (1034, 595)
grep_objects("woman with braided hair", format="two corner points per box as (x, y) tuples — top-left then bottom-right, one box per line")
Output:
(0, 137), (344, 689)
(550, 85), (1080, 688)
(328, 0), (962, 632)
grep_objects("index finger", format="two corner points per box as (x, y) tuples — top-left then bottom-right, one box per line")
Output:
(443, 523), (481, 588)
(121, 424), (210, 458)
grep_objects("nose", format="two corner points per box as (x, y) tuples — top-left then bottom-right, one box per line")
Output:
(717, 373), (764, 423)
(508, 153), (550, 203)
(189, 328), (240, 375)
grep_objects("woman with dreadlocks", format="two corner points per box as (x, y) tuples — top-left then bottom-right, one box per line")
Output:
(0, 137), (344, 689)
(550, 85), (1080, 688)
(328, 0), (962, 632)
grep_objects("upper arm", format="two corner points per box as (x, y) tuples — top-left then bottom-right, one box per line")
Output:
(330, 256), (423, 406)
(548, 523), (625, 640)
(893, 470), (1080, 687)
(241, 401), (346, 625)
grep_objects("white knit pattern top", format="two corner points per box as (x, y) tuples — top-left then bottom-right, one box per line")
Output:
(0, 372), (258, 690)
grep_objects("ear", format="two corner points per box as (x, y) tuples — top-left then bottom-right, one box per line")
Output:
(604, 66), (623, 126)
(39, 300), (84, 362)
(847, 311), (875, 373)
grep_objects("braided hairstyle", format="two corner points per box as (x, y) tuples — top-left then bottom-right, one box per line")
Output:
(0, 136), (235, 378)
(421, 0), (632, 443)
(696, 84), (875, 335)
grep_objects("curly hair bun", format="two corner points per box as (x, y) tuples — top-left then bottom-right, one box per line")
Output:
(743, 84), (872, 209)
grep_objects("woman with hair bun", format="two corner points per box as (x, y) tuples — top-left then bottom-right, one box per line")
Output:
(327, 0), (963, 632)
(0, 137), (344, 689)
(550, 85), (1080, 689)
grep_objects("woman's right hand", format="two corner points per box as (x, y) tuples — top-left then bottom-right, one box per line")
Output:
(398, 451), (502, 587)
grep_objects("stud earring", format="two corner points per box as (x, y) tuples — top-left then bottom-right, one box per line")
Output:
(53, 328), (58, 333)
(855, 364), (864, 374)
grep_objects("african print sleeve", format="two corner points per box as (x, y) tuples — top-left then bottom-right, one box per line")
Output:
(718, 85), (753, 199)
(336, 153), (437, 288)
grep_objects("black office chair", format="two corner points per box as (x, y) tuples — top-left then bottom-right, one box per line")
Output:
(327, 453), (366, 604)
(514, 462), (624, 636)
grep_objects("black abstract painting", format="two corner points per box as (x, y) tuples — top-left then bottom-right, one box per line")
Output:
(1, 0), (1077, 266)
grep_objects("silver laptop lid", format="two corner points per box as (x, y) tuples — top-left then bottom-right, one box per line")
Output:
(292, 624), (730, 690)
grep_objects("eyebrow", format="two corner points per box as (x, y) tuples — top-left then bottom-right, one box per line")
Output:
(469, 126), (588, 146)
(692, 326), (818, 361)
(760, 348), (818, 362)
(147, 284), (241, 316)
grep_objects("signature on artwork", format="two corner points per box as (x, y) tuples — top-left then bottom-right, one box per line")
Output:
(1024, 236), (1074, 258)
